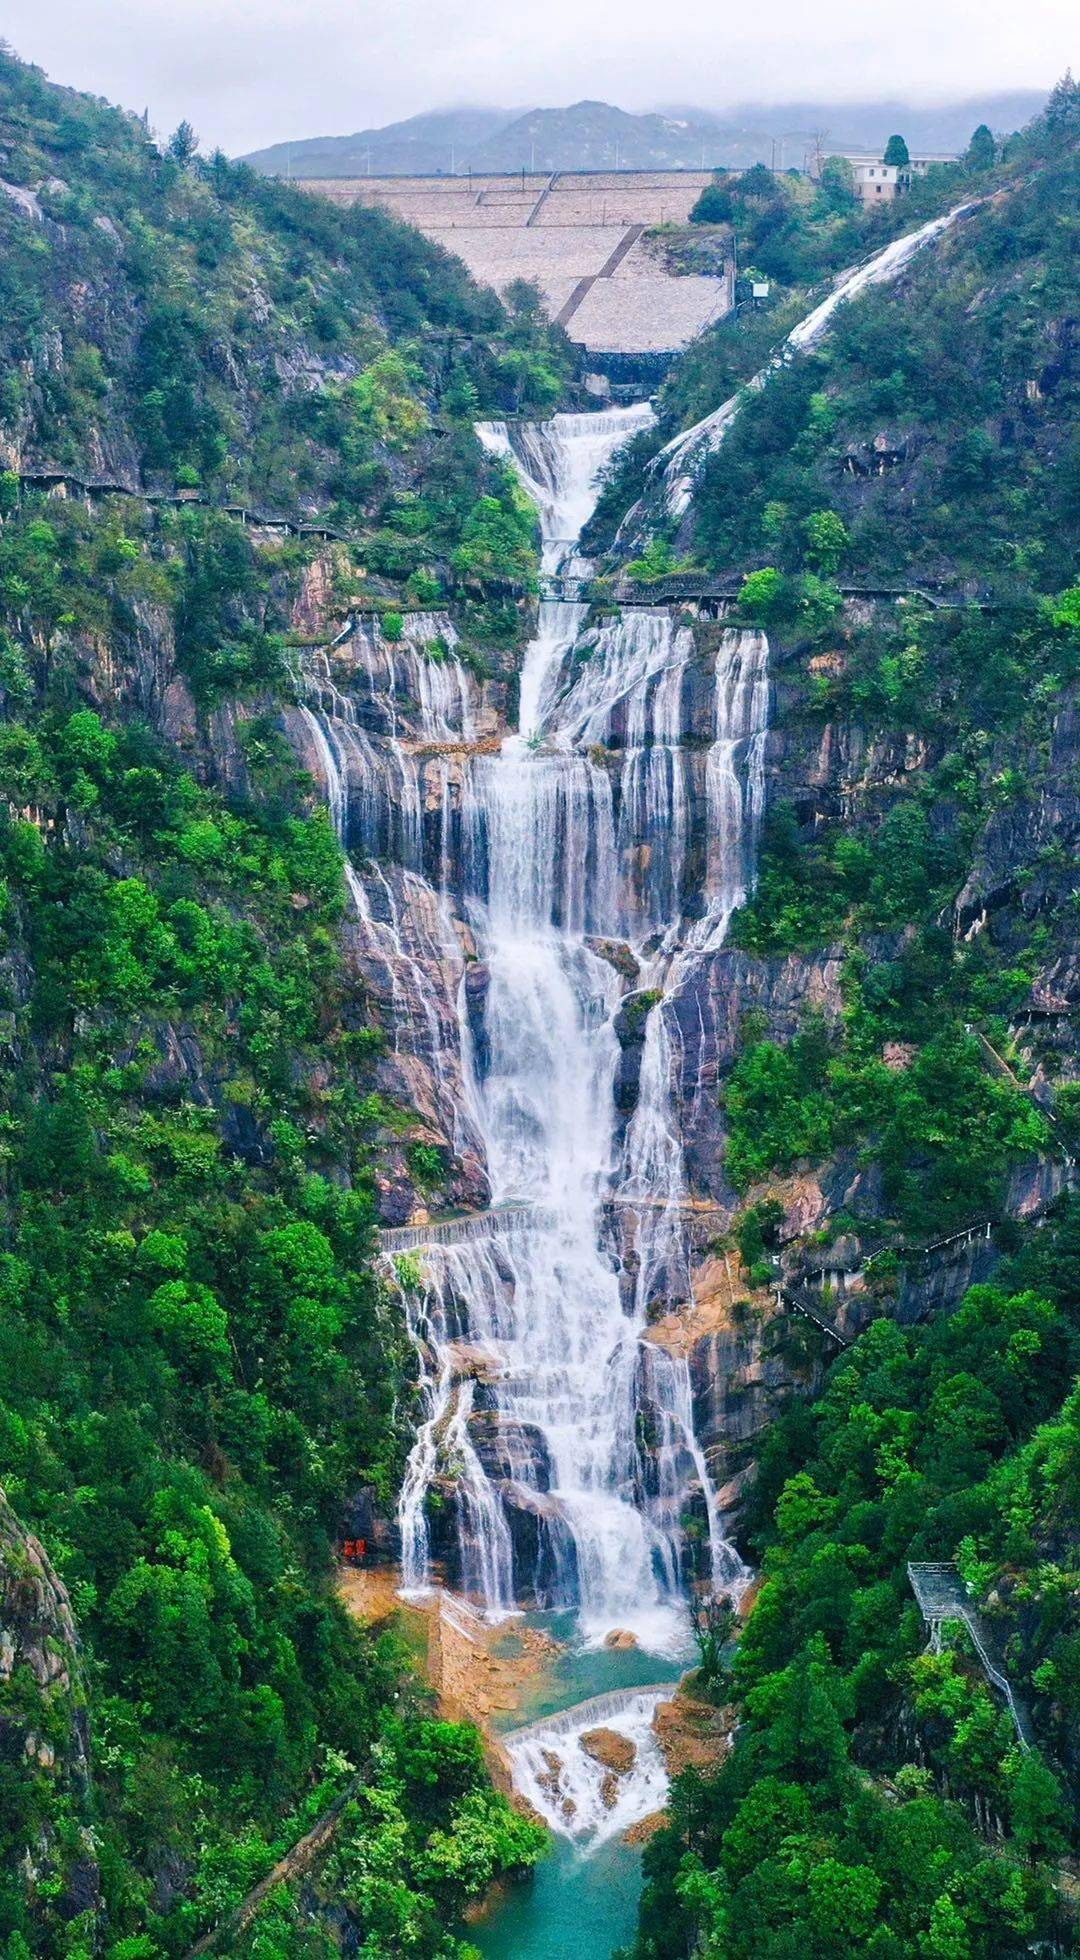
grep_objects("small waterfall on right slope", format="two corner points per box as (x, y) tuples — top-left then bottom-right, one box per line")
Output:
(624, 196), (979, 524)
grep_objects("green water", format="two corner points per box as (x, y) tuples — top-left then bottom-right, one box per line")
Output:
(488, 1611), (685, 1734)
(473, 1617), (687, 1960)
(473, 1833), (644, 1960)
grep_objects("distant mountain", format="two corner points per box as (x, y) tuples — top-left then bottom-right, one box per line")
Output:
(467, 100), (719, 171)
(681, 92), (1052, 160)
(240, 91), (1048, 179)
(240, 105), (515, 179)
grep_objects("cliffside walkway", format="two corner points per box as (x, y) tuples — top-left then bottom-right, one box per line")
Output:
(377, 1202), (555, 1255)
(8, 470), (1001, 622)
(183, 1774), (362, 1957)
(967, 1027), (1076, 1170)
(907, 1562), (1035, 1750)
(540, 569), (989, 610)
(10, 465), (353, 543)
(774, 1281), (851, 1348)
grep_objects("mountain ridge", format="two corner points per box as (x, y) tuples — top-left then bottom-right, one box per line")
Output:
(241, 90), (1048, 178)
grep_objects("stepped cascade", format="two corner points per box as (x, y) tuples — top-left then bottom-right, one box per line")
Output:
(503, 1688), (675, 1846)
(297, 404), (767, 1657)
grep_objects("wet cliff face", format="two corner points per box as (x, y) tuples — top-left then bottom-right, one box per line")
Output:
(251, 371), (1072, 1613)
(0, 1488), (99, 1940)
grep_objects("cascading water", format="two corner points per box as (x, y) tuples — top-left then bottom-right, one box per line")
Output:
(291, 405), (770, 1872)
(615, 196), (980, 525)
(503, 1689), (674, 1847)
(389, 407), (764, 1655)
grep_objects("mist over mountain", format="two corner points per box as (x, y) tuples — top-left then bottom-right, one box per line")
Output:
(241, 89), (1048, 176)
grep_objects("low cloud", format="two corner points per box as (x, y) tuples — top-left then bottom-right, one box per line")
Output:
(4, 0), (1073, 155)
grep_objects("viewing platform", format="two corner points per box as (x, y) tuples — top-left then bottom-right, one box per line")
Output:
(908, 1562), (1035, 1749)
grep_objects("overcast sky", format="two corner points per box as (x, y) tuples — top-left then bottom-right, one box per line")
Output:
(3, 0), (1075, 155)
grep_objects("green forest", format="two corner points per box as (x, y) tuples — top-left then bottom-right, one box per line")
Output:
(0, 36), (1077, 1960)
(0, 44), (550, 1960)
(614, 79), (1080, 1960)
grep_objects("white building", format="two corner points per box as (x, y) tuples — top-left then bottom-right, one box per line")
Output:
(822, 150), (960, 204)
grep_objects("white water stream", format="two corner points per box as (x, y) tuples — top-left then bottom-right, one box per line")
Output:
(503, 1687), (674, 1847)
(295, 205), (977, 1858)
(300, 404), (766, 1843)
(641, 197), (979, 521)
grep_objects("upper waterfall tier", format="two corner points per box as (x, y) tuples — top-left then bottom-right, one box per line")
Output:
(478, 406), (654, 577)
(479, 406), (653, 739)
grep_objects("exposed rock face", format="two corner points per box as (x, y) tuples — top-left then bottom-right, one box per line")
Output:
(680, 1308), (808, 1535)
(580, 1726), (636, 1774)
(0, 1487), (100, 1937)
(957, 690), (1080, 1080)
(290, 585), (1073, 1556)
(653, 1690), (734, 1777)
(338, 859), (491, 1215)
(669, 945), (846, 1200)
(281, 616), (520, 1218)
(468, 1413), (554, 1490)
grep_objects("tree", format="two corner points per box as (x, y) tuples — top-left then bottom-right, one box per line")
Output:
(738, 565), (786, 621)
(819, 154), (856, 209)
(167, 120), (199, 166)
(804, 509), (848, 574)
(1008, 1751), (1068, 1866)
(691, 176), (735, 224)
(1044, 69), (1079, 139)
(965, 123), (996, 170)
(883, 134), (910, 167)
(691, 1593), (736, 1694)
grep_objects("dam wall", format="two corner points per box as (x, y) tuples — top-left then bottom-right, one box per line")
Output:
(301, 169), (733, 358)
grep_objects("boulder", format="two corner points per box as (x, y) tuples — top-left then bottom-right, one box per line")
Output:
(580, 1726), (636, 1774)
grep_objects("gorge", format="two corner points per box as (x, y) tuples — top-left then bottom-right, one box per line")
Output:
(1, 45), (1076, 1960)
(289, 186), (1075, 1906)
(292, 404), (766, 1870)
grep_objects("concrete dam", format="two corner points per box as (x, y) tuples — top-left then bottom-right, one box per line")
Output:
(301, 169), (733, 366)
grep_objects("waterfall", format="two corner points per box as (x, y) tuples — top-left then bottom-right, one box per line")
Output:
(380, 405), (765, 1648)
(503, 1687), (674, 1845)
(646, 197), (979, 520)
